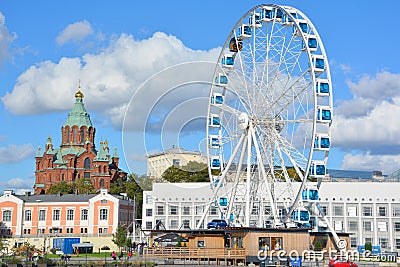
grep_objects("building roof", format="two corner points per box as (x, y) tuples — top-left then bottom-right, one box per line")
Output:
(147, 146), (203, 158)
(63, 88), (93, 128)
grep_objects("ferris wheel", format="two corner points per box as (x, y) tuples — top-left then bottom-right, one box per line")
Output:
(198, 4), (341, 245)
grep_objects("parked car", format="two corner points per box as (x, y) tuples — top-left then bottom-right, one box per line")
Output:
(207, 219), (228, 229)
(329, 259), (358, 267)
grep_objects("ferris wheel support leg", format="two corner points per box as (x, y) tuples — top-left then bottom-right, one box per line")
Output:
(227, 135), (248, 225)
(196, 133), (246, 229)
(316, 202), (347, 251)
(250, 126), (281, 226)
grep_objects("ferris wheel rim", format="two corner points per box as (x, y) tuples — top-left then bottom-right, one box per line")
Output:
(204, 4), (333, 228)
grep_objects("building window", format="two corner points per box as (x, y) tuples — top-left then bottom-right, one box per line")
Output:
(210, 206), (218, 215)
(62, 174), (65, 181)
(363, 221), (372, 231)
(379, 238), (388, 248)
(377, 221), (387, 232)
(66, 210), (74, 221)
(84, 172), (90, 178)
(81, 209), (88, 220)
(378, 206), (387, 217)
(182, 219), (190, 229)
(157, 206), (165, 215)
(195, 206), (204, 215)
(84, 157), (91, 169)
(347, 206), (357, 216)
(39, 210), (46, 221)
(23, 229), (31, 235)
(81, 129), (85, 144)
(264, 206), (271, 215)
(348, 221), (358, 231)
(145, 222), (152, 230)
(363, 206), (372, 216)
(100, 209), (108, 220)
(80, 228), (88, 234)
(24, 210), (32, 221)
(173, 159), (180, 167)
(252, 206), (259, 215)
(98, 228), (103, 234)
(101, 199), (108, 204)
(53, 210), (60, 221)
(333, 206), (343, 216)
(100, 179), (104, 188)
(182, 206), (190, 215)
(320, 205), (328, 216)
(146, 209), (153, 217)
(170, 219), (178, 229)
(350, 237), (357, 248)
(169, 206), (178, 215)
(66, 228), (74, 234)
(146, 195), (153, 204)
(104, 228), (108, 234)
(393, 207), (400, 217)
(195, 219), (204, 229)
(2, 210), (11, 222)
(396, 239), (400, 249)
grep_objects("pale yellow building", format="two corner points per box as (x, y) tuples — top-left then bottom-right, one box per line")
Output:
(146, 146), (206, 178)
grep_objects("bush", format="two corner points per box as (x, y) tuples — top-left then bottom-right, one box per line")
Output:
(7, 257), (22, 264)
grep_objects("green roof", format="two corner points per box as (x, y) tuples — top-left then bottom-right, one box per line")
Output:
(63, 95), (93, 128)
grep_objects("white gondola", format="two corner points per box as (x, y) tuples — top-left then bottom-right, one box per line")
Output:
(294, 19), (308, 36)
(274, 8), (283, 22)
(210, 156), (221, 169)
(219, 197), (228, 206)
(302, 186), (319, 202)
(312, 55), (325, 72)
(208, 114), (221, 127)
(316, 78), (330, 96)
(221, 54), (234, 68)
(293, 207), (310, 224)
(249, 12), (262, 28)
(209, 135), (220, 148)
(211, 93), (224, 105)
(309, 160), (326, 177)
(314, 134), (330, 150)
(302, 34), (318, 52)
(282, 12), (296, 26)
(261, 6), (274, 22)
(214, 74), (228, 87)
(238, 24), (251, 38)
(317, 106), (332, 123)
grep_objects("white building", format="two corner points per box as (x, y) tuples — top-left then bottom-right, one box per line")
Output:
(142, 176), (400, 253)
(146, 146), (206, 178)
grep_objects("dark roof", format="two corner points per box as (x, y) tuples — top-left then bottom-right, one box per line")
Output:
(13, 191), (129, 203)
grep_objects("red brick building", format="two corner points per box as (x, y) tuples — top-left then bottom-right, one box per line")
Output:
(33, 86), (127, 194)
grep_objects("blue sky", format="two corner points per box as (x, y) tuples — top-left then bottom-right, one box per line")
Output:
(1, 0), (400, 193)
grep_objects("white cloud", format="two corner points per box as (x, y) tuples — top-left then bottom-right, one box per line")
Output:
(332, 71), (400, 172)
(0, 143), (35, 163)
(0, 12), (17, 66)
(340, 152), (400, 175)
(56, 20), (93, 45)
(2, 32), (219, 125)
(0, 177), (34, 193)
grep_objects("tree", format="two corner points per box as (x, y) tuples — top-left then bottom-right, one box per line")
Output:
(162, 161), (210, 183)
(46, 181), (73, 194)
(75, 178), (96, 194)
(112, 224), (127, 252)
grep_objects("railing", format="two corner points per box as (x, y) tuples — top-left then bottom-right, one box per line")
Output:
(145, 246), (246, 259)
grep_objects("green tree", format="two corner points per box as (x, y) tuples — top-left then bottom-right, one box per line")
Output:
(365, 242), (372, 253)
(112, 224), (128, 252)
(46, 181), (73, 194)
(162, 161), (209, 183)
(75, 178), (96, 194)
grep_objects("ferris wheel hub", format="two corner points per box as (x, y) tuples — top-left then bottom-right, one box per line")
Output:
(238, 112), (249, 130)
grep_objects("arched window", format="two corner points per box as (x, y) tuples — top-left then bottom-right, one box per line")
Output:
(73, 128), (77, 144)
(103, 166), (107, 173)
(66, 127), (70, 143)
(81, 129), (85, 144)
(100, 179), (104, 188)
(84, 158), (91, 170)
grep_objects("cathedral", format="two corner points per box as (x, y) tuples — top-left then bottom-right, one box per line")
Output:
(33, 85), (127, 194)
